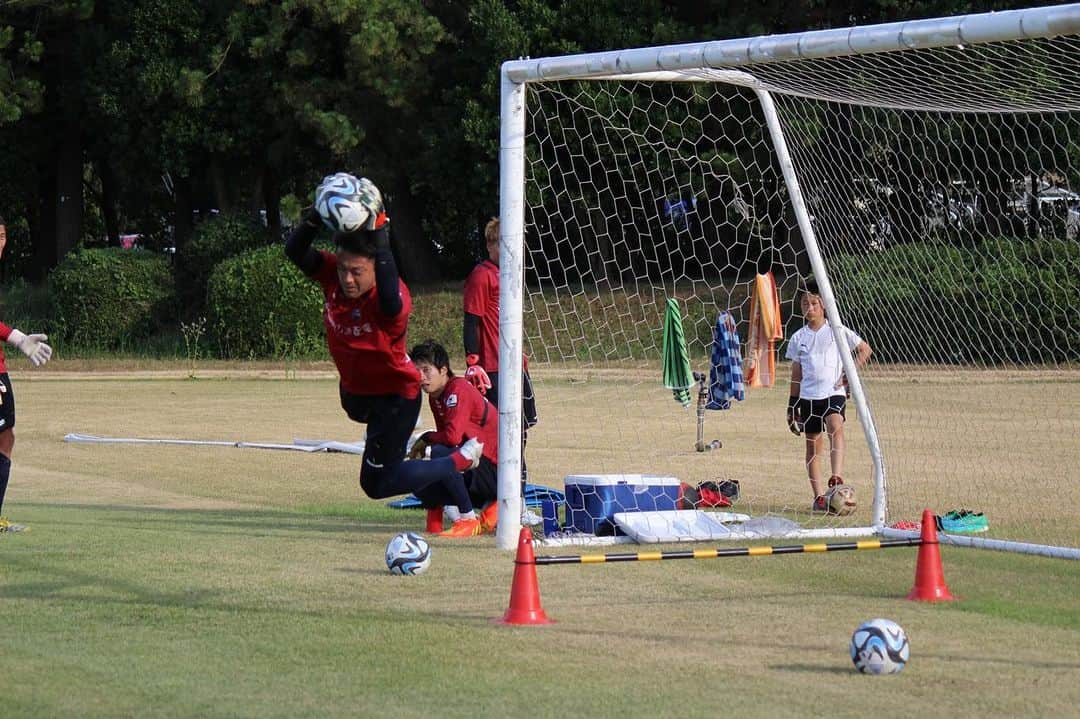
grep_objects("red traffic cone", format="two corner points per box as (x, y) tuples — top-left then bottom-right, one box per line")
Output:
(499, 526), (553, 625)
(425, 507), (443, 534)
(907, 508), (957, 602)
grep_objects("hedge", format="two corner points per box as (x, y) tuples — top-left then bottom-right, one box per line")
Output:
(175, 212), (271, 318)
(206, 245), (326, 359)
(830, 236), (1079, 365)
(49, 248), (176, 350)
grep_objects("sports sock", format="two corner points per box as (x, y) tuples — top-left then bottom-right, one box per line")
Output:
(459, 510), (477, 521)
(450, 450), (471, 472)
(0, 453), (11, 515)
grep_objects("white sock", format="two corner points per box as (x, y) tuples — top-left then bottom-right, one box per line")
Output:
(459, 510), (477, 521)
(443, 505), (461, 522)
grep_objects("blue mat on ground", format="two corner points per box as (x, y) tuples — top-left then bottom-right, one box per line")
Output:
(387, 483), (565, 509)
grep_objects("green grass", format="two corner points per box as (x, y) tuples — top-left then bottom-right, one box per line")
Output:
(2, 375), (1079, 718)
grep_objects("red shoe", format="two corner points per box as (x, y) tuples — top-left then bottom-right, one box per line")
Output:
(828, 475), (844, 488)
(812, 495), (829, 513)
(439, 517), (484, 538)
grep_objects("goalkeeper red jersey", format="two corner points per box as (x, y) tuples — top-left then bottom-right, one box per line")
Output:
(313, 251), (420, 399)
(426, 376), (498, 464)
(462, 259), (500, 372)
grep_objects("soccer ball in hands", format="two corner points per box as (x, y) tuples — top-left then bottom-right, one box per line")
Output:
(385, 531), (432, 576)
(314, 172), (384, 233)
(850, 618), (910, 674)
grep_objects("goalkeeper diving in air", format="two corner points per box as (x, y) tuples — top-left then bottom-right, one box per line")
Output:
(284, 175), (483, 525)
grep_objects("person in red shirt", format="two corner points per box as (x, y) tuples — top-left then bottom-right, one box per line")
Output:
(285, 180), (482, 503)
(462, 217), (538, 484)
(0, 214), (54, 534)
(406, 340), (499, 537)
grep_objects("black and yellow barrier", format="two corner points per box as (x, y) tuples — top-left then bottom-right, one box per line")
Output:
(533, 537), (923, 565)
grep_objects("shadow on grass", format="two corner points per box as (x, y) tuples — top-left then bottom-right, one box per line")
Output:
(12, 501), (413, 536)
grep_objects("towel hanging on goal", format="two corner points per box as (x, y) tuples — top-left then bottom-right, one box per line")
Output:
(745, 272), (783, 388)
(662, 298), (694, 407)
(707, 311), (745, 410)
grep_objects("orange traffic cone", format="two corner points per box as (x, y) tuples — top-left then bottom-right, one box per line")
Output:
(425, 507), (443, 534)
(907, 508), (957, 602)
(499, 526), (553, 625)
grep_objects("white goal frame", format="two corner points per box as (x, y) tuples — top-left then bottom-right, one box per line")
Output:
(494, 4), (1080, 557)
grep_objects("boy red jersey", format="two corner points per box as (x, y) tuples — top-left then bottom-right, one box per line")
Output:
(313, 251), (420, 398)
(426, 376), (498, 464)
(462, 259), (500, 372)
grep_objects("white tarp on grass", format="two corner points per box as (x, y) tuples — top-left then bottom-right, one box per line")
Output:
(63, 432), (368, 454)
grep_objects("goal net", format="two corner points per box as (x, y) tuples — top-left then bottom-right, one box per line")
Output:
(495, 5), (1080, 557)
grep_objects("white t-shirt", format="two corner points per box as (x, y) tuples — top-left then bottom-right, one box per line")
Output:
(785, 324), (864, 400)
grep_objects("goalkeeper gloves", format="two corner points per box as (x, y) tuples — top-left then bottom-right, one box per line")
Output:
(6, 329), (53, 367)
(356, 177), (388, 231)
(464, 355), (492, 395)
(786, 395), (803, 436)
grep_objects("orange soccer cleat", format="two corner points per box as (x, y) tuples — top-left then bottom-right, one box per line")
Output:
(439, 516), (484, 538)
(479, 502), (499, 533)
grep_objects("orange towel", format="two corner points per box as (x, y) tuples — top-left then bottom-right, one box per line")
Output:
(745, 271), (783, 388)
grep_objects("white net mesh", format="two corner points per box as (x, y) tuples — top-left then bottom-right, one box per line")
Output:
(518, 33), (1080, 551)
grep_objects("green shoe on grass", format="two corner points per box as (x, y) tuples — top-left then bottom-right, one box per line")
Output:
(938, 509), (988, 534)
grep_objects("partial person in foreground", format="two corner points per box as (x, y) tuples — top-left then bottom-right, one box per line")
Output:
(407, 340), (499, 537)
(462, 217), (538, 515)
(785, 279), (872, 514)
(0, 214), (55, 534)
(284, 175), (482, 509)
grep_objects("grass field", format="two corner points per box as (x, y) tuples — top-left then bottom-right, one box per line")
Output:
(2, 366), (1079, 718)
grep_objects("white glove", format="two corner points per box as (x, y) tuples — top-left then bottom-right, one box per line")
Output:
(6, 329), (53, 367)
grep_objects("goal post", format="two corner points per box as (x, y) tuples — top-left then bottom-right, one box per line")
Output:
(495, 4), (1080, 557)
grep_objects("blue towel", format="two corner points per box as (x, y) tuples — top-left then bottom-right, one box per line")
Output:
(387, 483), (566, 509)
(707, 311), (745, 410)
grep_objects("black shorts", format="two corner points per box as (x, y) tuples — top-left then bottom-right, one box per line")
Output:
(486, 370), (538, 429)
(796, 395), (846, 435)
(0, 373), (15, 432)
(339, 386), (422, 468)
(466, 456), (498, 507)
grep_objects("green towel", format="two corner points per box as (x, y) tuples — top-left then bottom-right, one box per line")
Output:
(662, 298), (694, 407)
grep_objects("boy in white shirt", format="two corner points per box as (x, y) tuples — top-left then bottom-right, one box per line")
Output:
(785, 281), (872, 513)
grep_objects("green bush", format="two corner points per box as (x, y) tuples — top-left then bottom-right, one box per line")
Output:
(206, 246), (325, 359)
(832, 237), (1080, 365)
(49, 248), (176, 349)
(176, 212), (271, 317)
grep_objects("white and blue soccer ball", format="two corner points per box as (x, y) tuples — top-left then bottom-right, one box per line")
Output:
(314, 172), (382, 233)
(385, 531), (432, 576)
(850, 618), (910, 675)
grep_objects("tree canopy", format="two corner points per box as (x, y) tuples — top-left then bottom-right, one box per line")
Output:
(0, 0), (1042, 282)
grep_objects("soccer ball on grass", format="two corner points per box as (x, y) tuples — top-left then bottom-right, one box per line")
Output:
(825, 483), (857, 516)
(385, 531), (432, 576)
(850, 618), (910, 674)
(314, 172), (384, 233)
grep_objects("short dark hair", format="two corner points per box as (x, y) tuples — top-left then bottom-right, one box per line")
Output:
(410, 339), (453, 377)
(801, 278), (820, 298)
(0, 214), (6, 226)
(334, 230), (377, 258)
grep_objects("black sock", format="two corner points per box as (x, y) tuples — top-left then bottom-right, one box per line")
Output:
(0, 454), (11, 516)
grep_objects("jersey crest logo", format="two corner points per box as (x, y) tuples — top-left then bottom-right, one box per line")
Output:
(445, 393), (459, 408)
